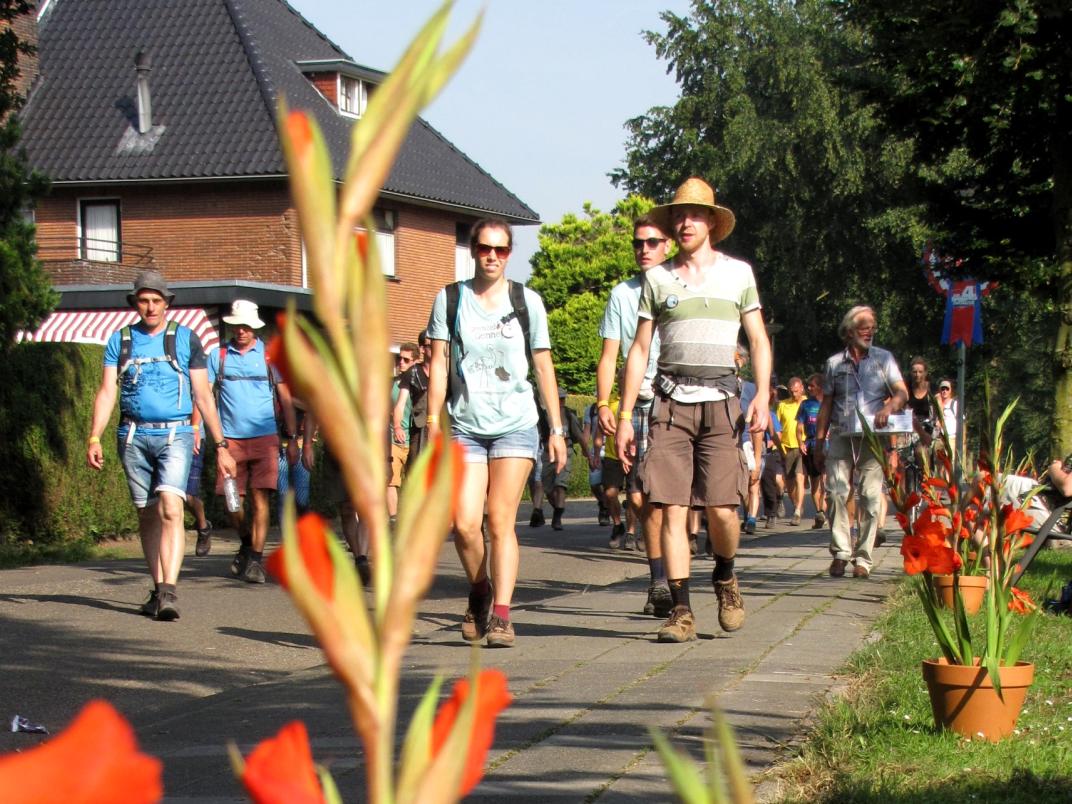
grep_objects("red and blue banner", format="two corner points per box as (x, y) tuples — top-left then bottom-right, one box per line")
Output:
(922, 242), (995, 347)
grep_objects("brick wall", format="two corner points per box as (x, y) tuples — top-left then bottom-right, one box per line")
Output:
(386, 206), (459, 344)
(6, 6), (39, 101)
(306, 72), (336, 105)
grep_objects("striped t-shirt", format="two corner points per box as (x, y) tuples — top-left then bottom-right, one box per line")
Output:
(638, 253), (761, 402)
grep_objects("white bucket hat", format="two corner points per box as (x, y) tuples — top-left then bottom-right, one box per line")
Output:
(222, 299), (265, 329)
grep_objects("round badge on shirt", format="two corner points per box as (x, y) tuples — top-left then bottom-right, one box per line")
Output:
(500, 318), (520, 339)
(666, 295), (679, 309)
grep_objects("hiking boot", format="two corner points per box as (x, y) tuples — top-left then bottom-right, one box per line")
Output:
(624, 532), (637, 551)
(529, 508), (546, 528)
(485, 614), (516, 648)
(688, 533), (698, 555)
(743, 516), (757, 535)
(765, 514), (776, 529)
(609, 522), (624, 549)
(194, 521), (213, 557)
(812, 512), (826, 529)
(714, 576), (745, 632)
(598, 507), (611, 527)
(461, 593), (492, 642)
(229, 547), (250, 578)
(657, 605), (696, 643)
(242, 559), (267, 584)
(356, 556), (371, 586)
(829, 558), (848, 577)
(790, 513), (801, 526)
(155, 590), (180, 621)
(139, 589), (159, 617)
(552, 508), (565, 531)
(853, 564), (870, 579)
(644, 583), (673, 618)
(777, 496), (786, 518)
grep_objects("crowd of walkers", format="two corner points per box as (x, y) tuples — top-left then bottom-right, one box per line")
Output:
(88, 176), (979, 647)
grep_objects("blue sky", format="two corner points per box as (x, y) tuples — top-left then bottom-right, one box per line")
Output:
(290, 0), (691, 279)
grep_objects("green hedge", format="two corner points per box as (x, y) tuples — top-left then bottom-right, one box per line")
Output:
(0, 343), (137, 543)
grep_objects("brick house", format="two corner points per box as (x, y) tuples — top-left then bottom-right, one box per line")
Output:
(18, 0), (538, 347)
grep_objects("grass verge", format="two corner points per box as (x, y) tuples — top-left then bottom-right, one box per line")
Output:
(764, 548), (1072, 803)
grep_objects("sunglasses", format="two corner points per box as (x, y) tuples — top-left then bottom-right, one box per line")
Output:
(939, 386), (951, 391)
(632, 237), (666, 251)
(475, 243), (511, 259)
(398, 356), (415, 364)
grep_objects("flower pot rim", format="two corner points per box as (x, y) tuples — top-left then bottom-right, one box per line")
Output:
(931, 573), (989, 583)
(922, 657), (1034, 669)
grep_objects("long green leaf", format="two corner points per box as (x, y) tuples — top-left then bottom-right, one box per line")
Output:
(712, 707), (754, 804)
(917, 581), (961, 663)
(396, 675), (445, 801)
(648, 727), (713, 804)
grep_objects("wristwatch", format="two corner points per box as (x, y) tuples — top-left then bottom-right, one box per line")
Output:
(216, 439), (230, 449)
(550, 426), (566, 437)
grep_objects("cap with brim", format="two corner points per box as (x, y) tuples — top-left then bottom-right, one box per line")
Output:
(222, 299), (265, 329)
(649, 177), (736, 244)
(127, 270), (175, 307)
(939, 383), (952, 390)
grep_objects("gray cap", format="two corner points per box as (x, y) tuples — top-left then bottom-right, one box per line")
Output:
(557, 386), (568, 398)
(127, 270), (175, 307)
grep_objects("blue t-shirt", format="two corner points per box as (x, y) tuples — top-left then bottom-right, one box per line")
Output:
(427, 281), (551, 438)
(797, 397), (822, 447)
(598, 274), (661, 400)
(207, 339), (278, 439)
(104, 322), (206, 435)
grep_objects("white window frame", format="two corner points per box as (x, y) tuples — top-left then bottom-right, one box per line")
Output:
(337, 75), (368, 118)
(455, 222), (475, 280)
(77, 198), (121, 262)
(354, 209), (396, 277)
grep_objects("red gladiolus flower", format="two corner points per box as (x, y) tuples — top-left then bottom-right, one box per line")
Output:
(913, 507), (950, 546)
(1008, 586), (1037, 615)
(901, 536), (929, 575)
(266, 513), (334, 600)
(242, 721), (324, 804)
(905, 492), (922, 510)
(431, 669), (513, 797)
(354, 229), (369, 261)
(925, 543), (960, 575)
(923, 477), (949, 491)
(265, 313), (292, 386)
(286, 110), (314, 157)
(895, 512), (910, 535)
(1002, 504), (1034, 535)
(0, 700), (162, 804)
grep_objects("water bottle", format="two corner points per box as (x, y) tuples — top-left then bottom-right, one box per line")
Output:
(223, 475), (241, 513)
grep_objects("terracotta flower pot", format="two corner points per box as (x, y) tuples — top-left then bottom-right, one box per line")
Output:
(922, 658), (1034, 742)
(932, 574), (988, 615)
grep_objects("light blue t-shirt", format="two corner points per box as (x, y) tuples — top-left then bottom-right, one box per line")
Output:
(104, 322), (206, 436)
(207, 338), (278, 439)
(599, 274), (661, 401)
(427, 281), (551, 438)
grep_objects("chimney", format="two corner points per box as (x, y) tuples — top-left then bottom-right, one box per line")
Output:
(134, 49), (152, 133)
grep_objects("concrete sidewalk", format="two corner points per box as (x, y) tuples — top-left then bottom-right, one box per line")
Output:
(0, 501), (896, 801)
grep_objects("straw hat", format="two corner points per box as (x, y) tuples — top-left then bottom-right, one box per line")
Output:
(222, 299), (265, 329)
(649, 177), (736, 244)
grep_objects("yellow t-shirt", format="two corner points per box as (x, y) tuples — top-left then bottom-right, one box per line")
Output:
(776, 399), (802, 450)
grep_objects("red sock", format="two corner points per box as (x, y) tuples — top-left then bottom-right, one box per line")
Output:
(492, 603), (510, 621)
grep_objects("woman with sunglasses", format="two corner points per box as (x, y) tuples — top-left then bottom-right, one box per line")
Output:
(937, 379), (960, 455)
(425, 218), (567, 648)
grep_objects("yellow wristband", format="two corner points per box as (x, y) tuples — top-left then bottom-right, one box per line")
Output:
(87, 435), (101, 445)
(597, 399), (610, 409)
(426, 415), (440, 425)
(618, 410), (633, 421)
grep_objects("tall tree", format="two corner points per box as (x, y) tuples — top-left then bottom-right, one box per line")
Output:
(1, 0), (54, 347)
(843, 0), (1072, 453)
(611, 0), (937, 378)
(528, 196), (654, 393)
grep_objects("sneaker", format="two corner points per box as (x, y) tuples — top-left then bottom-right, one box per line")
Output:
(461, 593), (492, 642)
(155, 590), (180, 621)
(777, 496), (786, 518)
(713, 576), (745, 632)
(356, 556), (371, 586)
(609, 523), (624, 549)
(485, 614), (515, 648)
(743, 517), (757, 535)
(598, 508), (611, 527)
(657, 605), (696, 642)
(242, 559), (267, 584)
(790, 513), (801, 526)
(194, 521), (213, 557)
(229, 547), (250, 578)
(624, 532), (637, 551)
(829, 558), (848, 577)
(552, 508), (565, 531)
(812, 513), (826, 529)
(529, 508), (546, 528)
(645, 583), (673, 618)
(139, 589), (159, 617)
(688, 533), (698, 555)
(853, 564), (870, 579)
(765, 515), (776, 529)
(874, 531), (888, 548)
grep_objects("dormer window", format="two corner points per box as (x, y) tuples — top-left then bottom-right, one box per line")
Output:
(339, 75), (368, 118)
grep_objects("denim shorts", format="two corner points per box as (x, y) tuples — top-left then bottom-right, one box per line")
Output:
(454, 425), (539, 465)
(118, 431), (195, 508)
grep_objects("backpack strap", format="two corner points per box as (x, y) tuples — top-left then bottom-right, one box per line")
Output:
(445, 281), (465, 384)
(507, 280), (533, 366)
(116, 326), (133, 381)
(213, 346), (228, 406)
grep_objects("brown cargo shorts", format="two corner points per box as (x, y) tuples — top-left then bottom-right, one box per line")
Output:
(215, 433), (279, 494)
(639, 396), (748, 508)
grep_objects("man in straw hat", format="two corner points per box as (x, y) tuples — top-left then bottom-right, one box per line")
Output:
(617, 177), (771, 643)
(87, 270), (236, 621)
(208, 299), (298, 585)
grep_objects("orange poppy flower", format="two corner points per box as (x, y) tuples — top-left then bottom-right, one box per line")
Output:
(0, 700), (162, 804)
(1002, 504), (1034, 535)
(241, 721), (324, 804)
(901, 536), (929, 575)
(431, 669), (513, 797)
(1008, 586), (1037, 615)
(266, 513), (334, 600)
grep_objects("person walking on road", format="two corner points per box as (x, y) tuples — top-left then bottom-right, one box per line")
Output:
(775, 377), (807, 525)
(617, 177), (771, 643)
(796, 373), (827, 529)
(426, 218), (568, 648)
(86, 271), (236, 620)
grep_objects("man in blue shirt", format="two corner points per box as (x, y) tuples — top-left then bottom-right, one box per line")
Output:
(208, 300), (297, 584)
(87, 271), (235, 620)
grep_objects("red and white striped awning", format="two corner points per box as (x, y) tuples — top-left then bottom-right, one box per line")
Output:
(20, 308), (220, 353)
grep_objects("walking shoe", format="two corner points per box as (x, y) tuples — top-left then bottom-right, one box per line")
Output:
(355, 556), (371, 586)
(624, 532), (637, 551)
(598, 507), (611, 527)
(194, 521), (213, 557)
(765, 514), (776, 529)
(552, 508), (565, 531)
(461, 593), (492, 642)
(657, 605), (696, 642)
(229, 547), (250, 578)
(777, 496), (786, 519)
(644, 583), (673, 618)
(155, 590), (180, 621)
(242, 559), (267, 584)
(812, 512), (826, 529)
(829, 558), (848, 577)
(139, 589), (159, 617)
(609, 522), (624, 548)
(485, 614), (516, 648)
(743, 516), (757, 535)
(874, 531), (888, 548)
(714, 576), (745, 632)
(529, 508), (546, 528)
(853, 564), (870, 579)
(790, 513), (801, 526)
(688, 533), (698, 555)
